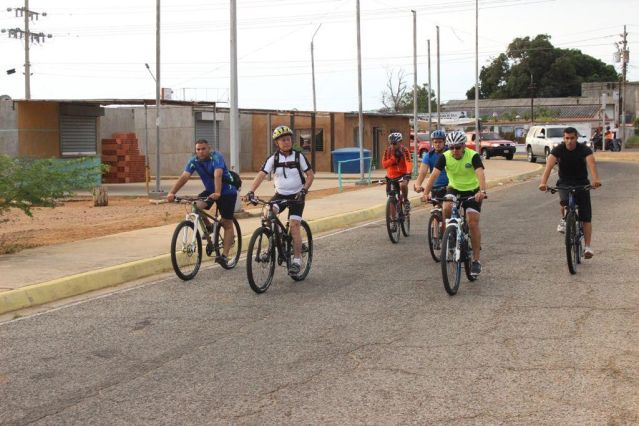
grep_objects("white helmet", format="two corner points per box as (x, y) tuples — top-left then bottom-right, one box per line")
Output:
(445, 131), (467, 147)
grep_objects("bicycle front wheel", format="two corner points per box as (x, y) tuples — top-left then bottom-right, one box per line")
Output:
(401, 200), (411, 237)
(385, 197), (401, 244)
(463, 235), (476, 282)
(247, 227), (275, 293)
(170, 220), (202, 281)
(289, 220), (313, 281)
(214, 218), (242, 269)
(427, 211), (442, 262)
(441, 226), (462, 295)
(565, 212), (578, 274)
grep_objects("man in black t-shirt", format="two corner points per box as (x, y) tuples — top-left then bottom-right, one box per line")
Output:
(539, 127), (601, 258)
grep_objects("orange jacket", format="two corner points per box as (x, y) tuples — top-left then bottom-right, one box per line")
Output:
(382, 145), (412, 179)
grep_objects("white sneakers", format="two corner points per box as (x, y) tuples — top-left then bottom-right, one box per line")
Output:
(584, 246), (594, 259)
(557, 219), (566, 233)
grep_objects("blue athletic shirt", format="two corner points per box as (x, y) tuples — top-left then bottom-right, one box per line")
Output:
(184, 152), (237, 196)
(422, 148), (449, 188)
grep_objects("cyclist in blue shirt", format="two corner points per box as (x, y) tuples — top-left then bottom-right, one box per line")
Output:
(167, 139), (238, 266)
(414, 129), (448, 198)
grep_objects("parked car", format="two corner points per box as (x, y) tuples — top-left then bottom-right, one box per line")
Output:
(526, 125), (594, 162)
(464, 132), (516, 160)
(408, 132), (431, 158)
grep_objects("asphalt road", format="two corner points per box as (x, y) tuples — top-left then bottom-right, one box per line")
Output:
(1, 161), (638, 425)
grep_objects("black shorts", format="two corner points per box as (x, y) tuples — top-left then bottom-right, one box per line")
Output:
(557, 185), (592, 222)
(447, 187), (482, 213)
(198, 190), (237, 220)
(271, 192), (305, 221)
(430, 186), (448, 201)
(385, 174), (411, 195)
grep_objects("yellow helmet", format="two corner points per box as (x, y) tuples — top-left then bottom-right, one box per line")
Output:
(272, 125), (294, 141)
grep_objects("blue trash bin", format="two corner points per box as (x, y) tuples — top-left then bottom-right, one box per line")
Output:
(332, 148), (371, 173)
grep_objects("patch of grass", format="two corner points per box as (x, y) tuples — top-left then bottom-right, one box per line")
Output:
(625, 135), (639, 148)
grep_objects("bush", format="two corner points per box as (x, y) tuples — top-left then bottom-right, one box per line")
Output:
(0, 155), (107, 217)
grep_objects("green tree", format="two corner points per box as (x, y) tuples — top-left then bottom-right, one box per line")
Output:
(401, 83), (437, 113)
(466, 34), (618, 99)
(0, 155), (106, 217)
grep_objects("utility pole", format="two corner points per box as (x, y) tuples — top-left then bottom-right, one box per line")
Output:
(2, 1), (51, 99)
(427, 39), (432, 136)
(618, 25), (629, 147)
(436, 26), (441, 129)
(528, 72), (536, 125)
(356, 0), (365, 182)
(150, 0), (165, 195)
(411, 10), (418, 174)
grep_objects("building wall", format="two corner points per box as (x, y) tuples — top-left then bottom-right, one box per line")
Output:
(0, 100), (18, 156)
(17, 102), (59, 157)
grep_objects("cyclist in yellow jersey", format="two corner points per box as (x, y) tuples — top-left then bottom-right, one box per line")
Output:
(419, 131), (487, 275)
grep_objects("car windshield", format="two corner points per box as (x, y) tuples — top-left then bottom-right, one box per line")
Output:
(547, 128), (564, 138)
(480, 133), (501, 140)
(417, 133), (430, 141)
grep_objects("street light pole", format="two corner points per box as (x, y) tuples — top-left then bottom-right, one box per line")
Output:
(24, 0), (31, 99)
(356, 0), (365, 182)
(436, 25), (441, 129)
(411, 10), (418, 174)
(230, 0), (240, 172)
(427, 39), (432, 135)
(474, 0), (480, 153)
(311, 24), (321, 170)
(151, 0), (164, 195)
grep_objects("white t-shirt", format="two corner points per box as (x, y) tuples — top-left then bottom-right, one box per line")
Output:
(261, 151), (311, 195)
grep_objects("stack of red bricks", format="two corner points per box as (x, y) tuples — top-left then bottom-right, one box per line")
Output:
(101, 132), (147, 183)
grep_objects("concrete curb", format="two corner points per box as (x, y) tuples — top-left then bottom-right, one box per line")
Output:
(0, 165), (543, 315)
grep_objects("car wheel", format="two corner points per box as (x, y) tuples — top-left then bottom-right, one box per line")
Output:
(527, 147), (536, 163)
(505, 153), (514, 160)
(481, 148), (489, 160)
(544, 147), (550, 160)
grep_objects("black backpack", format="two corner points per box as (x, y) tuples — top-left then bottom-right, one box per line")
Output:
(223, 169), (242, 189)
(272, 150), (306, 184)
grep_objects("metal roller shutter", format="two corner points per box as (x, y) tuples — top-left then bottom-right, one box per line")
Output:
(195, 119), (219, 150)
(60, 115), (97, 156)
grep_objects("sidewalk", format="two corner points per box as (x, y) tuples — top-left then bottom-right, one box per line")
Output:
(0, 159), (543, 315)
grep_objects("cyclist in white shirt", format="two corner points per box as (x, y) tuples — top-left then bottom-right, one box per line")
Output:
(244, 125), (315, 276)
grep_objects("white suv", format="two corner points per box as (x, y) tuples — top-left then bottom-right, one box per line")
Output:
(525, 125), (590, 163)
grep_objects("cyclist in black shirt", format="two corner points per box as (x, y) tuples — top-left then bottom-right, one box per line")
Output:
(539, 127), (601, 258)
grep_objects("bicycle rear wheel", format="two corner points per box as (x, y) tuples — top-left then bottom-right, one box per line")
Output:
(441, 226), (462, 295)
(289, 220), (313, 281)
(213, 218), (242, 269)
(385, 197), (401, 244)
(247, 227), (275, 293)
(565, 212), (578, 274)
(401, 200), (411, 237)
(427, 211), (442, 262)
(170, 220), (202, 281)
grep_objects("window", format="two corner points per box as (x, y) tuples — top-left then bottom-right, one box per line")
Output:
(295, 128), (324, 152)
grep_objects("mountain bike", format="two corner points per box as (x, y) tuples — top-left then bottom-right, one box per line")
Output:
(440, 194), (481, 295)
(170, 196), (242, 280)
(245, 197), (313, 294)
(547, 185), (591, 274)
(377, 176), (410, 243)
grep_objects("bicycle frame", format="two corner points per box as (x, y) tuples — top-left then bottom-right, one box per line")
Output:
(255, 200), (294, 269)
(176, 198), (219, 250)
(444, 195), (468, 262)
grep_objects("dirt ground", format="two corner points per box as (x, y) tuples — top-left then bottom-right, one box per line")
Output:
(0, 185), (365, 255)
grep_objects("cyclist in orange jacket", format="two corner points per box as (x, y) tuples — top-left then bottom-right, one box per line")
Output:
(382, 131), (412, 206)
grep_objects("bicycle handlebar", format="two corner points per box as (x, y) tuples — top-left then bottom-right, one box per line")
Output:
(546, 185), (592, 194)
(173, 196), (208, 203)
(376, 176), (409, 185)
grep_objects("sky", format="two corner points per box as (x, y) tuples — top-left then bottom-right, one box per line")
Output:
(0, 0), (637, 112)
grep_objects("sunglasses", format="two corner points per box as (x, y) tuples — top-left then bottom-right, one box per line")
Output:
(451, 145), (465, 150)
